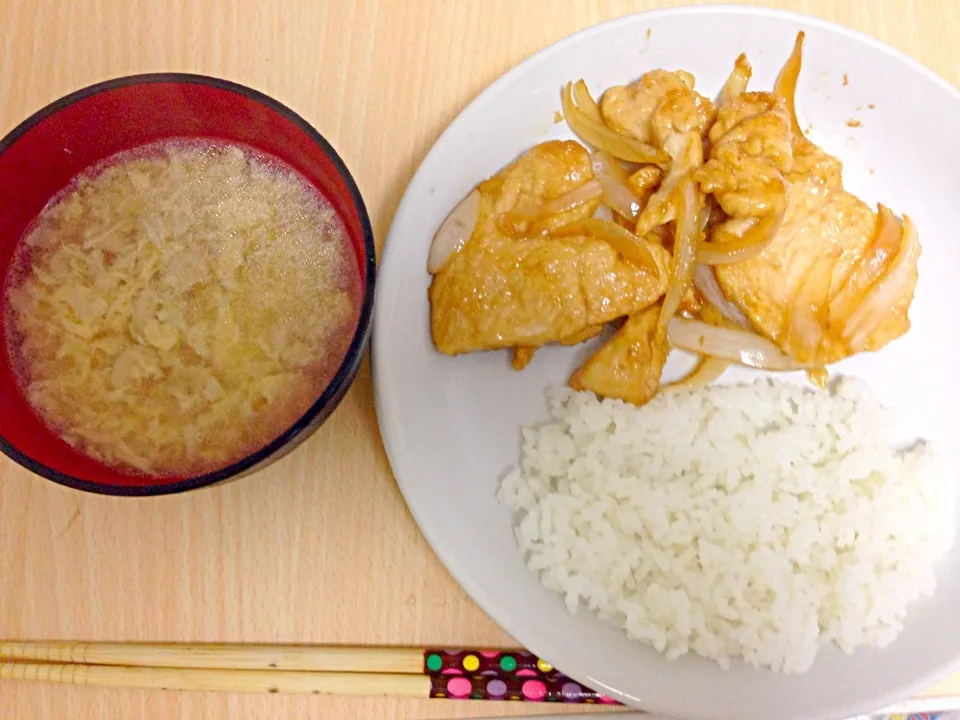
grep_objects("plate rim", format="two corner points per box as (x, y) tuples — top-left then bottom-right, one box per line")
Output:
(373, 5), (960, 719)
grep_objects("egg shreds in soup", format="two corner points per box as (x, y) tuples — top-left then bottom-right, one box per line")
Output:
(3, 140), (360, 477)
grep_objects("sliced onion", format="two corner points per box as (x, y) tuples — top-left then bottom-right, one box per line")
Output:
(699, 202), (712, 233)
(783, 256), (834, 363)
(662, 355), (730, 393)
(548, 218), (660, 275)
(562, 82), (669, 165)
(668, 317), (811, 370)
(697, 205), (785, 265)
(636, 133), (703, 235)
(774, 31), (805, 137)
(843, 215), (920, 351)
(658, 177), (702, 333)
(572, 80), (604, 123)
(523, 178), (603, 217)
(497, 179), (602, 236)
(719, 53), (753, 105)
(694, 263), (751, 328)
(828, 204), (901, 324)
(428, 189), (481, 273)
(592, 151), (641, 219)
(593, 204), (615, 221)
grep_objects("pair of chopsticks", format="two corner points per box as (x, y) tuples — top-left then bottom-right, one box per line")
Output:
(0, 641), (619, 704)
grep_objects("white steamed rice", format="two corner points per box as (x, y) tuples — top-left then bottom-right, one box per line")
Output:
(499, 378), (954, 673)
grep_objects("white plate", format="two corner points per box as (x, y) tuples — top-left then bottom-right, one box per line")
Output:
(373, 6), (960, 720)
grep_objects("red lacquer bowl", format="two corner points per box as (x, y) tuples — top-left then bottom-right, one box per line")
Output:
(0, 75), (376, 496)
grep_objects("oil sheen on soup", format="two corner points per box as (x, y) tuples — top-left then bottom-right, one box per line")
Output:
(3, 140), (361, 477)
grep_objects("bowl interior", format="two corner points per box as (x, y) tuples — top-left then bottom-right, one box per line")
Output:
(0, 76), (372, 491)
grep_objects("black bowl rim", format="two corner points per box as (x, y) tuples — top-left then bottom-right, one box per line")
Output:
(0, 73), (377, 496)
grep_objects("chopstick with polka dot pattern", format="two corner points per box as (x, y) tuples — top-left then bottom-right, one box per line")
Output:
(0, 642), (619, 704)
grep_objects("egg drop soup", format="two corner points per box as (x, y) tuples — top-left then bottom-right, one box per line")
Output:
(2, 140), (361, 477)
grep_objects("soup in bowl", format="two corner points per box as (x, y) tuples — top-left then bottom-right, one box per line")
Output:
(0, 75), (375, 495)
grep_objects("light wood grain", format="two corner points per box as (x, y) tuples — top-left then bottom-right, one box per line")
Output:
(0, 640), (427, 673)
(0, 662), (435, 697)
(1, 1), (958, 719)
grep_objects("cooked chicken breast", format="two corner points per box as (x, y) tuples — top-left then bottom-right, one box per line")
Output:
(430, 141), (670, 356)
(697, 92), (792, 222)
(713, 174), (884, 362)
(570, 303), (666, 406)
(601, 70), (715, 145)
(601, 70), (715, 234)
(428, 32), (920, 406)
(707, 35), (918, 365)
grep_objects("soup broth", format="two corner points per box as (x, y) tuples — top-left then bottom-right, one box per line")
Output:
(3, 140), (360, 477)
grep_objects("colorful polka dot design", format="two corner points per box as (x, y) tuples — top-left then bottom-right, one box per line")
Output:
(423, 650), (617, 704)
(422, 649), (563, 681)
(428, 673), (617, 703)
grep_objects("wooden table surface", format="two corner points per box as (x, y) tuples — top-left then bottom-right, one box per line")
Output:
(2, 1), (959, 718)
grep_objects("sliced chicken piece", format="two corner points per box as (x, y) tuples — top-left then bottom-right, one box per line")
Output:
(601, 70), (714, 145)
(432, 234), (670, 355)
(627, 166), (663, 209)
(710, 32), (918, 364)
(512, 346), (536, 370)
(570, 303), (666, 406)
(511, 324), (604, 370)
(697, 92), (792, 220)
(713, 174), (919, 364)
(693, 46), (795, 268)
(561, 323), (606, 346)
(601, 70), (715, 234)
(789, 137), (843, 190)
(430, 141), (671, 357)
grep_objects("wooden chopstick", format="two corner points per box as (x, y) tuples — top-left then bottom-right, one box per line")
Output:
(0, 641), (620, 703)
(0, 641), (424, 673)
(0, 662), (429, 696)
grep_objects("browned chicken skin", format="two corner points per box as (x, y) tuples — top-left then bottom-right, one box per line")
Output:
(429, 141), (670, 357)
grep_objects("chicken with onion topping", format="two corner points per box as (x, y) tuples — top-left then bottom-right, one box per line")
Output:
(426, 33), (920, 406)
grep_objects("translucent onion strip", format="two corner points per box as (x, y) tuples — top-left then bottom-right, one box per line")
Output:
(497, 179), (602, 236)
(658, 177), (702, 333)
(572, 80), (603, 123)
(843, 216), (920, 351)
(662, 355), (730, 393)
(828, 205), (902, 324)
(548, 218), (660, 275)
(719, 54), (753, 105)
(774, 31), (805, 137)
(592, 152), (641, 219)
(562, 82), (669, 165)
(693, 263), (751, 328)
(668, 317), (811, 371)
(428, 189), (481, 273)
(697, 205), (785, 265)
(783, 256), (834, 363)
